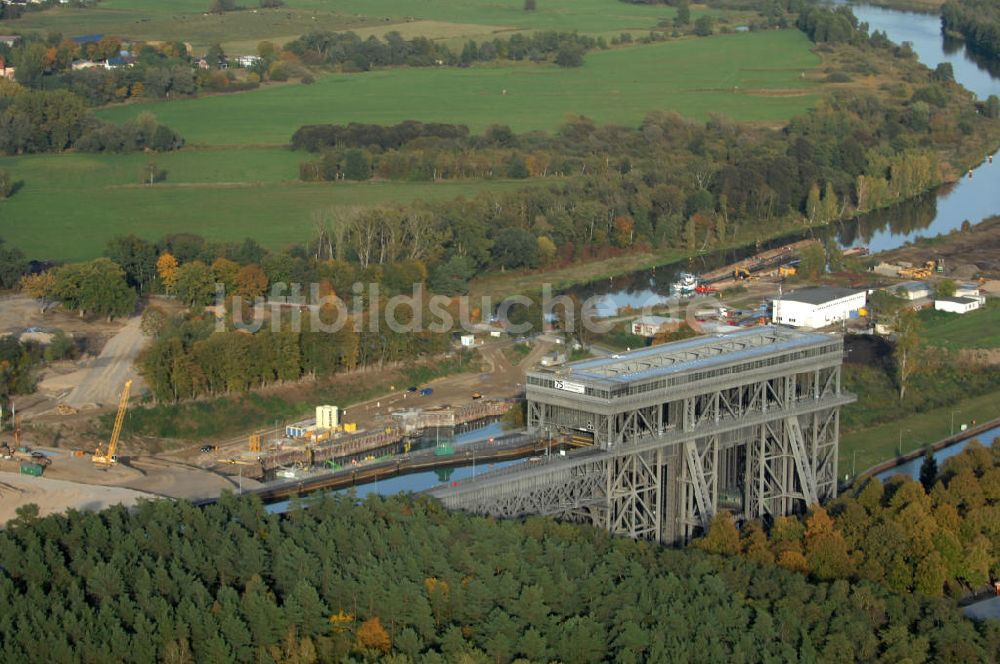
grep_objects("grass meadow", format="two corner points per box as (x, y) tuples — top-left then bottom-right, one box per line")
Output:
(97, 30), (821, 145)
(0, 149), (536, 261)
(9, 0), (681, 51)
(917, 299), (1000, 349)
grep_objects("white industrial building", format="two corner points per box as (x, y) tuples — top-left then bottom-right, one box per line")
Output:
(772, 287), (866, 329)
(631, 315), (682, 337)
(889, 281), (931, 301)
(955, 283), (985, 303)
(934, 296), (981, 314)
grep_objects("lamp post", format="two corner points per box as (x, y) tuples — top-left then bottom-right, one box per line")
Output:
(951, 410), (962, 436)
(898, 428), (911, 457)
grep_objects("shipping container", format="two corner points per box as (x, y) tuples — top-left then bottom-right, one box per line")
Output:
(20, 462), (43, 477)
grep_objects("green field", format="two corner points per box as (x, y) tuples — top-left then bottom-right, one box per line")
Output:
(0, 149), (534, 261)
(918, 299), (1000, 349)
(8, 0), (680, 51)
(97, 30), (821, 145)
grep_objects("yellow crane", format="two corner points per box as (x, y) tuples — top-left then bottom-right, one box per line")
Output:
(92, 380), (132, 468)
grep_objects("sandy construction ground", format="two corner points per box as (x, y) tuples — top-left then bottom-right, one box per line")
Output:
(60, 316), (147, 408)
(0, 473), (155, 525)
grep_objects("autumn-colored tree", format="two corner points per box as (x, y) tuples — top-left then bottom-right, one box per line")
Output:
(536, 235), (557, 265)
(235, 264), (268, 300)
(740, 521), (774, 566)
(611, 215), (634, 248)
(157, 252), (179, 294)
(355, 616), (391, 655)
(211, 257), (240, 293)
(694, 511), (740, 556)
(19, 272), (55, 313)
(769, 515), (805, 556)
(776, 550), (809, 574)
(803, 506), (855, 580)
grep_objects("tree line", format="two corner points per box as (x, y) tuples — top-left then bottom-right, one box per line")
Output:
(283, 29), (601, 72)
(942, 0), (1000, 62)
(695, 440), (1000, 601)
(0, 83), (183, 154)
(0, 487), (995, 662)
(137, 304), (453, 402)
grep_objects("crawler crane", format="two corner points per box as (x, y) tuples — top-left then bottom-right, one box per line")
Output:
(92, 380), (132, 468)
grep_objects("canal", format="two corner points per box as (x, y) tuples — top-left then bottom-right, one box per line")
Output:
(265, 422), (522, 512)
(875, 424), (1000, 482)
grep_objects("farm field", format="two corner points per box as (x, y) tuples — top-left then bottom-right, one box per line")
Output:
(0, 149), (537, 261)
(97, 30), (822, 145)
(6, 0), (679, 51)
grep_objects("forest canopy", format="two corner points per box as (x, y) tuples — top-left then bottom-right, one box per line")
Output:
(0, 485), (997, 662)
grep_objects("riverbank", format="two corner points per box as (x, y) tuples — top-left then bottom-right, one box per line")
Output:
(858, 415), (999, 483)
(879, 214), (1000, 281)
(847, 0), (944, 13)
(840, 387), (1000, 477)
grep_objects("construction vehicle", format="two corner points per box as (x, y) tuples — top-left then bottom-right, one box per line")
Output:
(92, 380), (131, 468)
(897, 265), (931, 279)
(924, 259), (945, 273)
(733, 267), (751, 281)
(777, 265), (797, 278)
(56, 403), (77, 416)
(694, 284), (719, 294)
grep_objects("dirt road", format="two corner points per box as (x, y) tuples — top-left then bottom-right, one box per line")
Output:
(61, 316), (147, 408)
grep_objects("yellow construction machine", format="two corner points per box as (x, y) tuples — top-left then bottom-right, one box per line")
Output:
(92, 380), (131, 468)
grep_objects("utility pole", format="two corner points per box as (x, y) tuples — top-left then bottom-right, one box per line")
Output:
(951, 410), (962, 436)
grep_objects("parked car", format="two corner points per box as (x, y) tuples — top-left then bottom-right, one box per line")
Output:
(407, 386), (418, 392)
(420, 388), (433, 396)
(200, 444), (217, 453)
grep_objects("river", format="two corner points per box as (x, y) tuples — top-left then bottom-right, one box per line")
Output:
(874, 424), (1000, 482)
(274, 3), (1000, 503)
(839, 3), (1000, 252)
(569, 3), (1000, 309)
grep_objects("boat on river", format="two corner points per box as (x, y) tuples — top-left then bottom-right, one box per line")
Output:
(670, 272), (699, 297)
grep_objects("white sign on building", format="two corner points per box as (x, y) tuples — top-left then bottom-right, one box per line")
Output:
(554, 380), (586, 394)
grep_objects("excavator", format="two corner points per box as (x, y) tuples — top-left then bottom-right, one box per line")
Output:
(92, 380), (131, 468)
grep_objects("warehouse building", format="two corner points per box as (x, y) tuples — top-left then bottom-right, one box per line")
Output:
(772, 287), (866, 329)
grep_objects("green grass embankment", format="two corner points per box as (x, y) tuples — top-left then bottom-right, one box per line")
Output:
(840, 388), (1000, 477)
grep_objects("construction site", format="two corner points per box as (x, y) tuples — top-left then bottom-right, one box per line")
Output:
(0, 231), (970, 525)
(213, 399), (515, 482)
